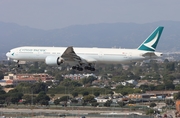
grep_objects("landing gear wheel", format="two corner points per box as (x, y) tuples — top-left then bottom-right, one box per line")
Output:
(72, 66), (83, 71)
(84, 66), (95, 71)
(91, 68), (95, 71)
(77, 67), (83, 71)
(72, 66), (77, 69)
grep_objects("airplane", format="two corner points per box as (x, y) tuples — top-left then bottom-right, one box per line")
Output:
(6, 26), (164, 71)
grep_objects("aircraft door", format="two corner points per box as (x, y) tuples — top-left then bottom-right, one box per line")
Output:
(98, 51), (104, 58)
(128, 52), (132, 61)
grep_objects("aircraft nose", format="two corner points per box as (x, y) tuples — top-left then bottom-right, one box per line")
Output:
(6, 52), (9, 57)
(6, 51), (13, 57)
(6, 52), (10, 60)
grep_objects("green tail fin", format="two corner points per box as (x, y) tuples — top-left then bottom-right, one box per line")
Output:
(138, 26), (164, 51)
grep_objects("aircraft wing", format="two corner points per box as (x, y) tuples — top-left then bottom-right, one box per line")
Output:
(61, 46), (82, 62)
(61, 46), (96, 64)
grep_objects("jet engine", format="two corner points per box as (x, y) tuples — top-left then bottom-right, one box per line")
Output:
(45, 56), (63, 66)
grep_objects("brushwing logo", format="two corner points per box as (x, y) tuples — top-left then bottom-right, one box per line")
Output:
(143, 31), (159, 51)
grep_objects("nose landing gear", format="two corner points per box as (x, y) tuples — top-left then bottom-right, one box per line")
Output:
(15, 60), (20, 68)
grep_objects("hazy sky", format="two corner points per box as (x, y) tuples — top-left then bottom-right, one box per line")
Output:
(0, 0), (180, 30)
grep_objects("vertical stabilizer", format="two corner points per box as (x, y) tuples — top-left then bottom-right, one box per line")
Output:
(137, 26), (164, 51)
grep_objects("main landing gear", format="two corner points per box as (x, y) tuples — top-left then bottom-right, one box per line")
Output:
(72, 65), (95, 71)
(17, 64), (20, 68)
(15, 60), (20, 67)
(72, 66), (83, 71)
(84, 66), (95, 71)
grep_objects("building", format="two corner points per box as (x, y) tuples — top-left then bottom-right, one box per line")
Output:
(63, 73), (97, 80)
(176, 100), (180, 112)
(0, 73), (54, 86)
(126, 80), (138, 86)
(128, 94), (142, 99)
(0, 80), (7, 86)
(4, 74), (16, 80)
(16, 73), (54, 82)
(173, 79), (180, 85)
(121, 79), (138, 86)
(96, 98), (109, 103)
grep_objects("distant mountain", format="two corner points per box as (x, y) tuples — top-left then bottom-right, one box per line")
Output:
(1, 21), (180, 60)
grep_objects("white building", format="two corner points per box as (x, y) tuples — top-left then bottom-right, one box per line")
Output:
(96, 98), (109, 103)
(126, 80), (138, 86)
(63, 73), (97, 80)
(121, 80), (138, 86)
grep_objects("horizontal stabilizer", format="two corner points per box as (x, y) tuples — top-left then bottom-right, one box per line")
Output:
(142, 52), (163, 57)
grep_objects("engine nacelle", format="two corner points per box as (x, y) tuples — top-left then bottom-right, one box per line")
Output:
(45, 56), (63, 66)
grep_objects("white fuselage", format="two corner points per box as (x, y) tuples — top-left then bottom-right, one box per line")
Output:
(6, 46), (159, 64)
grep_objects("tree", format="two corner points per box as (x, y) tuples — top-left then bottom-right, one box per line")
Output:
(5, 97), (11, 106)
(22, 95), (32, 105)
(166, 62), (175, 71)
(60, 78), (71, 86)
(104, 100), (112, 107)
(60, 96), (70, 102)
(50, 94), (55, 98)
(164, 82), (175, 90)
(39, 99), (49, 106)
(118, 101), (126, 107)
(146, 109), (154, 115)
(0, 71), (4, 80)
(83, 95), (95, 103)
(0, 88), (6, 104)
(128, 100), (135, 104)
(8, 89), (18, 94)
(31, 83), (48, 94)
(54, 99), (60, 106)
(58, 96), (70, 107)
(164, 75), (176, 81)
(149, 102), (156, 107)
(154, 85), (165, 90)
(94, 92), (100, 97)
(15, 83), (32, 94)
(72, 92), (78, 98)
(36, 92), (50, 105)
(91, 102), (99, 107)
(175, 84), (180, 90)
(174, 92), (180, 100)
(164, 59), (169, 63)
(81, 76), (97, 85)
(0, 100), (5, 104)
(165, 99), (174, 106)
(82, 91), (89, 96)
(71, 81), (82, 87)
(151, 62), (159, 72)
(55, 73), (64, 82)
(0, 89), (6, 94)
(7, 89), (23, 105)
(10, 93), (23, 105)
(108, 91), (114, 96)
(71, 99), (78, 103)
(120, 91), (128, 96)
(139, 85), (149, 91)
